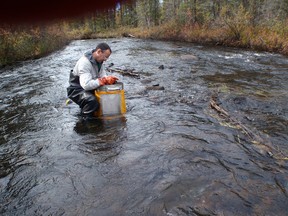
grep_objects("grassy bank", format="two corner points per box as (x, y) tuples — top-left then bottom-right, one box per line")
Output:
(0, 24), (70, 67)
(95, 22), (288, 56)
(1, 20), (288, 67)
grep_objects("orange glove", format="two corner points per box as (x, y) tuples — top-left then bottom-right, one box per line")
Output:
(98, 77), (107, 86)
(105, 76), (119, 85)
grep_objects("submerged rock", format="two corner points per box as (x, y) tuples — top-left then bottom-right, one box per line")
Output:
(145, 86), (165, 90)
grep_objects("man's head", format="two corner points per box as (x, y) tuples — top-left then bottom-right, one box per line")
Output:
(93, 42), (112, 63)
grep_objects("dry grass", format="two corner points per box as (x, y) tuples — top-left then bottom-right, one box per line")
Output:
(1, 17), (288, 67)
(117, 21), (288, 56)
(0, 24), (69, 66)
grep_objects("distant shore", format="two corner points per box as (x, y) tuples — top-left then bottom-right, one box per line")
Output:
(1, 23), (287, 67)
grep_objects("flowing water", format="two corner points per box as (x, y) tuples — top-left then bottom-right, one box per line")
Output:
(0, 38), (288, 216)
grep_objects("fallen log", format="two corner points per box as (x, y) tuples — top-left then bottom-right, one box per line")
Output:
(106, 67), (140, 78)
(209, 94), (279, 158)
(122, 33), (135, 38)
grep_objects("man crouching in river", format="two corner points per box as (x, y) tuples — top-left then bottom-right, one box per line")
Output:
(67, 42), (118, 118)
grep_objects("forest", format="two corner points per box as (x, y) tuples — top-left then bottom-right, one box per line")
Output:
(1, 0), (288, 66)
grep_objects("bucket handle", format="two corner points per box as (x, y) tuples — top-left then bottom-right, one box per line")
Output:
(106, 86), (121, 91)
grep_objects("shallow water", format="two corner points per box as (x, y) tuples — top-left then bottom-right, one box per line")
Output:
(0, 38), (288, 215)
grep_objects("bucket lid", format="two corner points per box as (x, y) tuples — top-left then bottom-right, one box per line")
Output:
(97, 82), (123, 91)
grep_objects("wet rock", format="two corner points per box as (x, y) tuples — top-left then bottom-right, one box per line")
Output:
(233, 96), (247, 105)
(158, 65), (164, 70)
(145, 86), (165, 90)
(190, 69), (197, 73)
(140, 79), (153, 84)
(108, 63), (114, 67)
(180, 54), (199, 60)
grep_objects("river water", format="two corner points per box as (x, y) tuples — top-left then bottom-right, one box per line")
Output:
(0, 38), (288, 215)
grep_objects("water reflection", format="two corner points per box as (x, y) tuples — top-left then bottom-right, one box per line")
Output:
(73, 115), (127, 161)
(74, 115), (127, 135)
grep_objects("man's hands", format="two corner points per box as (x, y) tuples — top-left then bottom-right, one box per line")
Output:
(98, 76), (119, 86)
(98, 77), (107, 86)
(106, 76), (119, 85)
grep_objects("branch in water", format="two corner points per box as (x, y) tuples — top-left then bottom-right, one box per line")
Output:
(106, 67), (140, 78)
(209, 93), (280, 158)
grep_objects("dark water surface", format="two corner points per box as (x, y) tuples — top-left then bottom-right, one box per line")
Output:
(1, 38), (288, 215)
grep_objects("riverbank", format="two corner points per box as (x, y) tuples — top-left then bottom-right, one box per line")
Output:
(1, 22), (287, 67)
(0, 24), (69, 67)
(95, 23), (288, 56)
